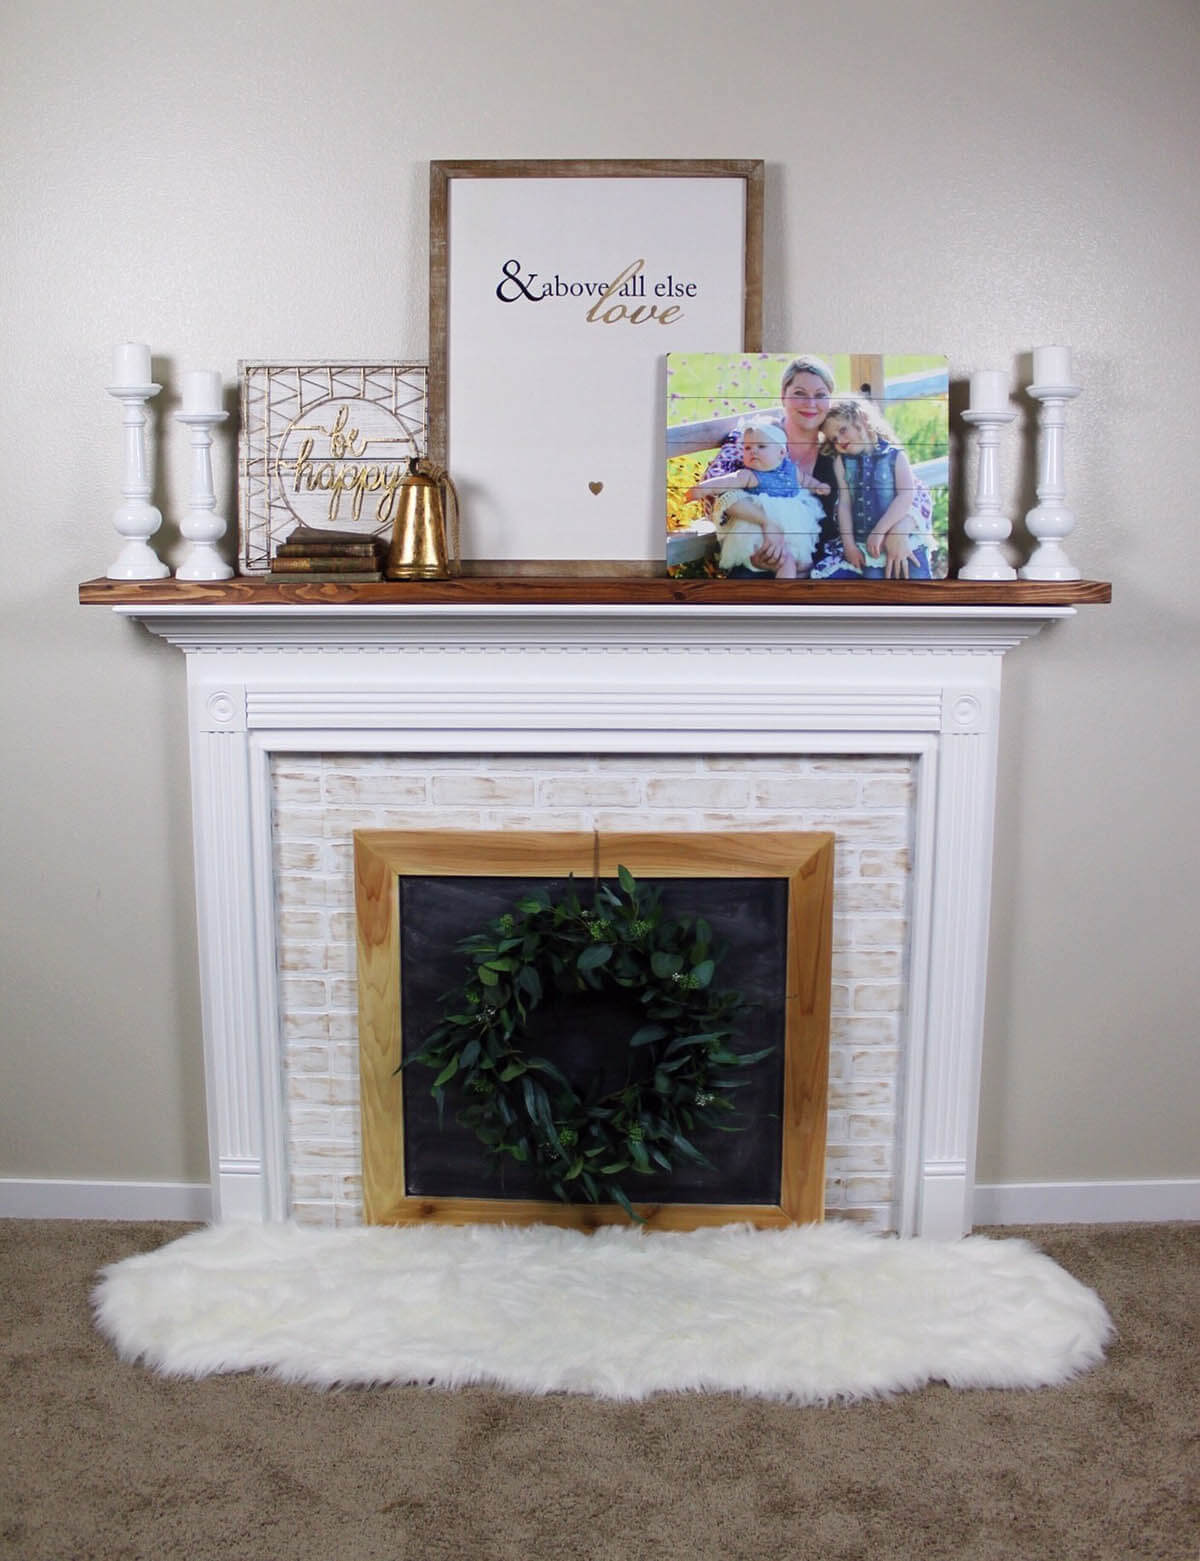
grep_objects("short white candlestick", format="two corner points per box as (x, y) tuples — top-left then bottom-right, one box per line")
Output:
(1020, 378), (1083, 581)
(175, 403), (234, 581)
(106, 370), (168, 580)
(959, 407), (1018, 580)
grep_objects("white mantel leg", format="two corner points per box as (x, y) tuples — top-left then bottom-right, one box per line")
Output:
(186, 676), (284, 1221)
(914, 687), (1002, 1238)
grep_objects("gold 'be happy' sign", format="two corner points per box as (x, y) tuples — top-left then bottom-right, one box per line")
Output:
(238, 362), (428, 573)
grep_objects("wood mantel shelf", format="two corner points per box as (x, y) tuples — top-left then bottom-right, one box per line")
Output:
(79, 575), (1112, 608)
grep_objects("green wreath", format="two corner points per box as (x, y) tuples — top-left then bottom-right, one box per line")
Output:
(406, 867), (771, 1220)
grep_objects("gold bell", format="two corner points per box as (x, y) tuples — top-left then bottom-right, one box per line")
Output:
(384, 458), (460, 580)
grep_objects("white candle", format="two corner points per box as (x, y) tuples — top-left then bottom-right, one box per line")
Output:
(969, 370), (1009, 414)
(181, 369), (223, 415)
(1033, 345), (1073, 386)
(112, 342), (152, 387)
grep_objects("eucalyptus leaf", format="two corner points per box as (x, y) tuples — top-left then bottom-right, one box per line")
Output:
(664, 1031), (722, 1056)
(609, 1184), (643, 1223)
(527, 1057), (572, 1091)
(670, 1130), (714, 1169)
(517, 965), (542, 1002)
(691, 959), (715, 989)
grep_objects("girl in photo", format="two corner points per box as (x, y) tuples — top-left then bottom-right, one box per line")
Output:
(819, 398), (934, 580)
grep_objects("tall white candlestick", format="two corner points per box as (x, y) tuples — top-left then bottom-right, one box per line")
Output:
(181, 369), (223, 415)
(112, 342), (152, 388)
(1032, 345), (1072, 387)
(174, 400), (233, 581)
(107, 379), (168, 578)
(1020, 375), (1083, 580)
(958, 403), (1018, 580)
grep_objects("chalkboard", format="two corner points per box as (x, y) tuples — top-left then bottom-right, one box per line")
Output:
(398, 875), (788, 1205)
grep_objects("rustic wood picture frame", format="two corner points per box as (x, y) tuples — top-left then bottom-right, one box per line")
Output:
(427, 159), (764, 565)
(355, 830), (832, 1231)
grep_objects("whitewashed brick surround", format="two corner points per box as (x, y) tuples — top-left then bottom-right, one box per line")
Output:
(272, 752), (915, 1230)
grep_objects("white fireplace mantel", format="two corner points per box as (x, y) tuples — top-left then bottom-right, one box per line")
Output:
(107, 596), (1079, 1239)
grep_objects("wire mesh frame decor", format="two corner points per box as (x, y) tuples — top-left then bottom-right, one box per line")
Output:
(237, 361), (428, 573)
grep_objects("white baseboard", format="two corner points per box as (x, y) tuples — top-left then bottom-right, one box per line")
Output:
(974, 1178), (1200, 1226)
(0, 1178), (212, 1222)
(3, 1176), (1196, 1228)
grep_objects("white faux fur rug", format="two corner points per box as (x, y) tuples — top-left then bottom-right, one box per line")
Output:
(92, 1220), (1113, 1403)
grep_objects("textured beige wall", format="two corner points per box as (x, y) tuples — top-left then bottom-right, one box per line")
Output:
(1, 0), (1196, 1190)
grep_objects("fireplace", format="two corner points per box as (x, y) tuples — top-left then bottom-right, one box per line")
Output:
(353, 827), (835, 1229)
(113, 595), (1074, 1238)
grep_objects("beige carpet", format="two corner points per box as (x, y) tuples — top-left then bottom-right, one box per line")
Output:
(2, 1219), (1196, 1561)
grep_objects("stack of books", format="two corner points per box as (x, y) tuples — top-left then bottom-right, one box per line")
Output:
(269, 525), (386, 581)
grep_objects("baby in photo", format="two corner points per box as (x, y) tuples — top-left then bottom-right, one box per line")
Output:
(686, 420), (826, 577)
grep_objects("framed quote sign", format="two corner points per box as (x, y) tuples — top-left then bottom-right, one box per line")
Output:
(429, 159), (763, 566)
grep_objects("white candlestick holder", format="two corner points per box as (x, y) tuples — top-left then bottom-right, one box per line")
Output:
(175, 408), (234, 580)
(106, 381), (169, 579)
(959, 407), (1018, 580)
(1020, 381), (1083, 581)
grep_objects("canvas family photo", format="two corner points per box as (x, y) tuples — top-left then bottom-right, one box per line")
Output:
(666, 353), (950, 580)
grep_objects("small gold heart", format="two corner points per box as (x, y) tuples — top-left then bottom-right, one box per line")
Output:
(588, 480), (603, 495)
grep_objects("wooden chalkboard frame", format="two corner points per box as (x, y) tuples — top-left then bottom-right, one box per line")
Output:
(355, 830), (833, 1230)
